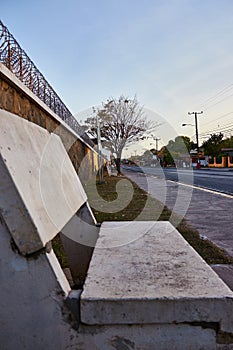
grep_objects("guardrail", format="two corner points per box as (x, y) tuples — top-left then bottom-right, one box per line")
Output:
(0, 20), (84, 137)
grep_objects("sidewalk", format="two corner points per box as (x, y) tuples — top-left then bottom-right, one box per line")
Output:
(124, 168), (233, 290)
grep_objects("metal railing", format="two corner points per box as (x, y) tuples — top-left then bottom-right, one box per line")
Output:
(0, 20), (84, 137)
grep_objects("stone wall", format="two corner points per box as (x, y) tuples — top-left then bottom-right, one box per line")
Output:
(0, 63), (98, 183)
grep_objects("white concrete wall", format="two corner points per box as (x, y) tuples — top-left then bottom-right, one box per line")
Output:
(0, 110), (90, 349)
(0, 109), (86, 255)
(0, 216), (81, 349)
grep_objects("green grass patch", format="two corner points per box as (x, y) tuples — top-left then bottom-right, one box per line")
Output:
(85, 173), (233, 265)
(52, 234), (69, 268)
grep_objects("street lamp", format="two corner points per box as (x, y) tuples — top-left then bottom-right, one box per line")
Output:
(182, 123), (194, 127)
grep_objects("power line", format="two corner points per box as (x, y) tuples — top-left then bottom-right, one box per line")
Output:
(199, 124), (233, 138)
(198, 84), (233, 109)
(201, 120), (233, 132)
(200, 130), (233, 139)
(200, 125), (233, 135)
(203, 92), (233, 111)
(201, 111), (233, 127)
(198, 113), (233, 139)
(185, 119), (233, 142)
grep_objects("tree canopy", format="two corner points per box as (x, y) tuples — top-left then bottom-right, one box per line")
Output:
(82, 95), (158, 174)
(201, 133), (224, 157)
(156, 133), (233, 166)
(159, 136), (193, 165)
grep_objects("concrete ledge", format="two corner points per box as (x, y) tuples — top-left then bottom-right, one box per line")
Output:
(81, 221), (233, 334)
(0, 109), (87, 254)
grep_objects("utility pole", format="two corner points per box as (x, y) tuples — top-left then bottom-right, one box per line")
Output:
(93, 107), (103, 183)
(155, 138), (160, 152)
(188, 111), (203, 153)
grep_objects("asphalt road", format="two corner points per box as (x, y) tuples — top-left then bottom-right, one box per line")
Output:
(123, 166), (233, 196)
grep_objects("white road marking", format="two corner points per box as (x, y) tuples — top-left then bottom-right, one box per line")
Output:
(125, 169), (233, 198)
(167, 180), (233, 199)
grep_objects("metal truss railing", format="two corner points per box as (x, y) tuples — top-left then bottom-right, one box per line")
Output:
(0, 20), (84, 137)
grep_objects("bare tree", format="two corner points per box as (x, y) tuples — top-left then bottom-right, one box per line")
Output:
(83, 95), (158, 175)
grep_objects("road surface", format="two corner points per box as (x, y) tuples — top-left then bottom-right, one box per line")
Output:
(123, 166), (233, 196)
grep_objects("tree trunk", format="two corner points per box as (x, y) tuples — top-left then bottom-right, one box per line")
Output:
(115, 157), (122, 175)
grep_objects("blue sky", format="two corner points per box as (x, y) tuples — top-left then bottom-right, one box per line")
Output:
(2, 0), (233, 156)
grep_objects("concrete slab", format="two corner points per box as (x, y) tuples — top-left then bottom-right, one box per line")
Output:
(81, 221), (233, 333)
(0, 109), (87, 254)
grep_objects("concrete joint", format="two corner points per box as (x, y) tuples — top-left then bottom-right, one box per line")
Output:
(65, 290), (82, 328)
(10, 236), (52, 260)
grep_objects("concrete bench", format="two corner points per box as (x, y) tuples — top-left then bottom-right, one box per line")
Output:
(81, 221), (233, 349)
(1, 109), (233, 349)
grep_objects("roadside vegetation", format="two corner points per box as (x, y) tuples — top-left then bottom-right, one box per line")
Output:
(85, 172), (233, 265)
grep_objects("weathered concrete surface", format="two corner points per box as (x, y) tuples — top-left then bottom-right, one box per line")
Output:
(0, 216), (81, 350)
(81, 221), (233, 335)
(78, 324), (216, 350)
(0, 109), (86, 254)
